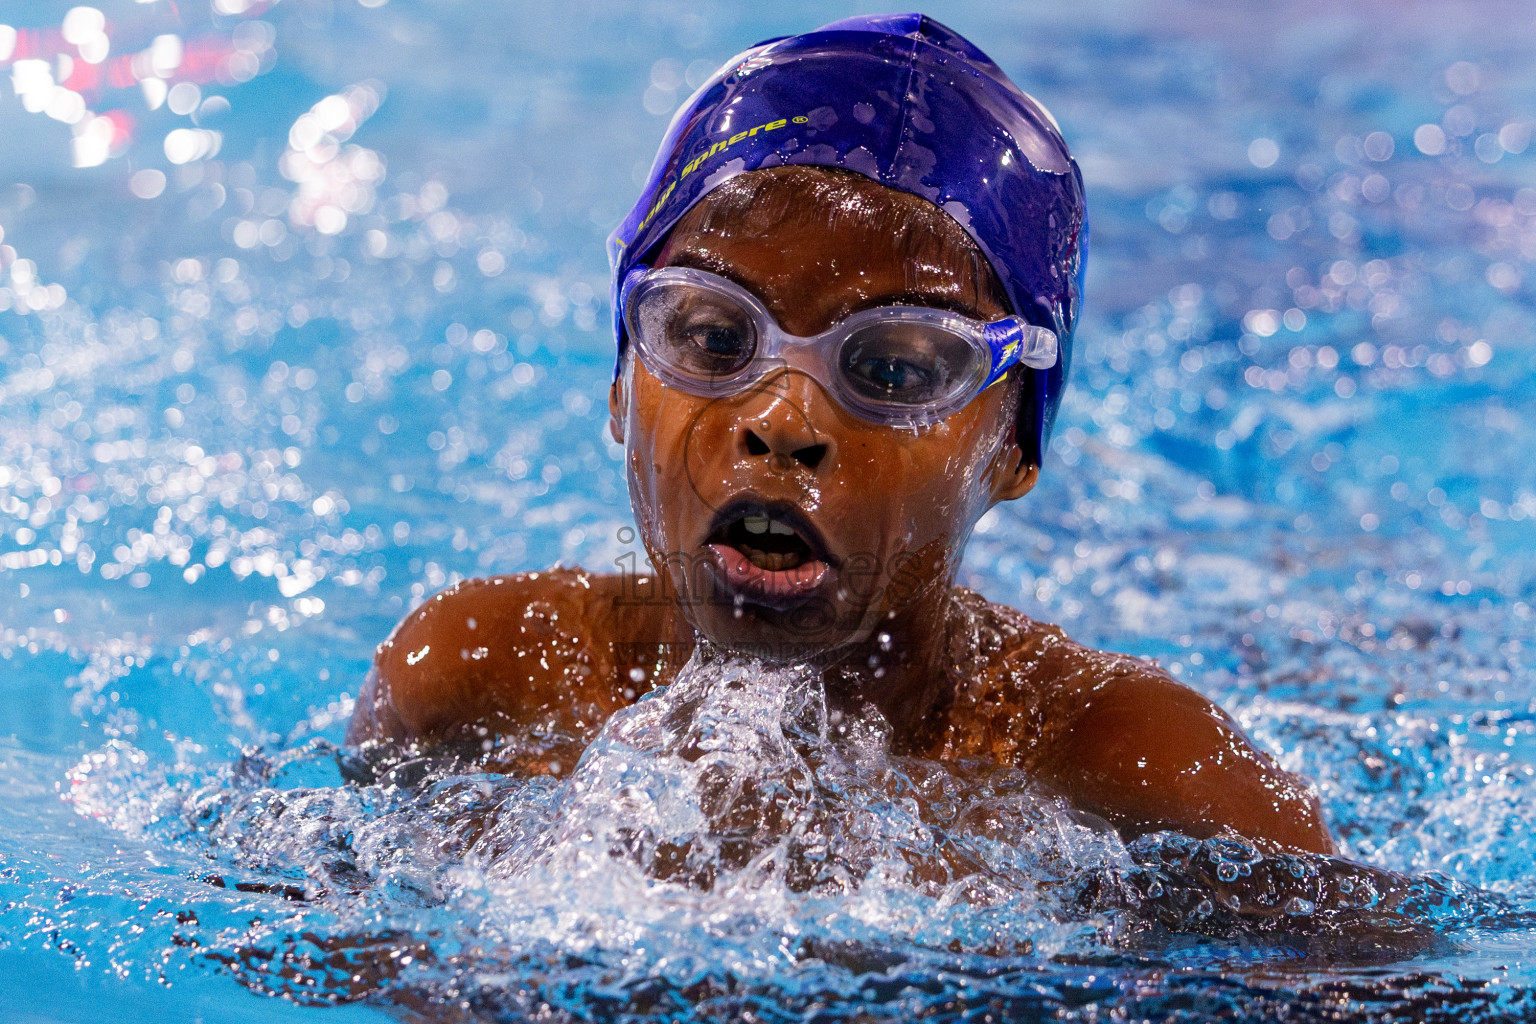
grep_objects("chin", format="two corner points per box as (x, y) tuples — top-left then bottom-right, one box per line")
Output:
(683, 583), (873, 664)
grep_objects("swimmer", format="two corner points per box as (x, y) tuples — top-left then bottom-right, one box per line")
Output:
(347, 14), (1335, 856)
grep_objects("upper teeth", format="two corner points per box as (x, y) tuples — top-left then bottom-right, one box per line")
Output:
(743, 514), (796, 537)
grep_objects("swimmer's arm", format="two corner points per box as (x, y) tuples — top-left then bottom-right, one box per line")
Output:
(344, 572), (637, 749)
(1034, 670), (1335, 855)
(345, 666), (410, 745)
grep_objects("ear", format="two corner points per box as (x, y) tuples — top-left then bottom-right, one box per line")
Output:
(984, 373), (1038, 504)
(990, 448), (1038, 503)
(608, 375), (626, 445)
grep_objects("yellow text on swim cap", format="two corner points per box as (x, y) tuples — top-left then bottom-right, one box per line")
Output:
(636, 114), (810, 233)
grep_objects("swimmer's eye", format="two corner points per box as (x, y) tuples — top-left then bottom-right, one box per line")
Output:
(632, 288), (757, 377)
(838, 323), (968, 404)
(848, 354), (934, 396)
(677, 317), (751, 358)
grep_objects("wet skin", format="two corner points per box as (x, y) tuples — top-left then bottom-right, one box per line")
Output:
(348, 170), (1336, 856)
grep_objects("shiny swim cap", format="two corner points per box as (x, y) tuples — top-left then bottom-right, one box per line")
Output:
(609, 13), (1087, 467)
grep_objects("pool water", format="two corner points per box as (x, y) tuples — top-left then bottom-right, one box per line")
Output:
(2, 0), (1535, 1020)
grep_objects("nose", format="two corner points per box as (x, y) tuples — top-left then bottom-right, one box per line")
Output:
(734, 370), (831, 472)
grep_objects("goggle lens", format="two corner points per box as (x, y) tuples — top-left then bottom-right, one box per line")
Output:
(836, 322), (974, 407)
(632, 283), (758, 380)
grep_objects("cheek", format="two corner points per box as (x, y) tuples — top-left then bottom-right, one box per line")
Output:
(939, 386), (1016, 518)
(623, 376), (705, 542)
(832, 413), (1006, 545)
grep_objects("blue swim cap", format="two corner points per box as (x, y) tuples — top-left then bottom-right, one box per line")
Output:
(609, 13), (1087, 467)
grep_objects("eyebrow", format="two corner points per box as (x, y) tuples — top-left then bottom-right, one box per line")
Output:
(661, 249), (996, 324)
(657, 249), (752, 287)
(846, 290), (991, 322)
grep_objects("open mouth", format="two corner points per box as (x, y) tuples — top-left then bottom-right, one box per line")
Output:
(716, 513), (816, 572)
(704, 500), (835, 606)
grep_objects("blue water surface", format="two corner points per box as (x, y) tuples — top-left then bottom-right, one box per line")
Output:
(2, 0), (1535, 1021)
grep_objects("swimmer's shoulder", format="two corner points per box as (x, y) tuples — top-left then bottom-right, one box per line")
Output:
(924, 586), (1138, 768)
(929, 588), (1334, 854)
(346, 567), (689, 747)
(930, 586), (1242, 768)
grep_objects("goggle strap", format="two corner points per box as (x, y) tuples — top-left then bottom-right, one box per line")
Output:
(981, 318), (1059, 388)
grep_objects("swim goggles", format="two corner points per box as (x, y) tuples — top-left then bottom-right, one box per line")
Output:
(619, 265), (1058, 427)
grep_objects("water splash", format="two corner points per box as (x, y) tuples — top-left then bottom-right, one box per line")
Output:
(50, 646), (1532, 1020)
(4, 0), (1536, 1020)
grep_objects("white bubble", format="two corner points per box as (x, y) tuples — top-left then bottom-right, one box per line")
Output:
(0, 25), (17, 63)
(61, 7), (105, 45)
(477, 249), (506, 277)
(141, 77), (166, 110)
(650, 58), (684, 91)
(1362, 131), (1394, 161)
(347, 147), (383, 182)
(1442, 104), (1476, 138)
(164, 128), (221, 164)
(76, 33), (109, 64)
(1486, 262), (1520, 292)
(1328, 260), (1357, 286)
(231, 20), (275, 54)
(420, 180), (448, 211)
(1247, 137), (1279, 169)
(232, 220), (260, 249)
(313, 94), (352, 133)
(1414, 123), (1446, 155)
(71, 114), (114, 168)
(12, 60), (55, 111)
(1499, 121), (1533, 154)
(46, 88), (87, 125)
(167, 82), (201, 116)
(314, 206), (347, 235)
(1241, 309), (1280, 337)
(227, 51), (259, 83)
(150, 34), (183, 77)
(129, 168), (166, 199)
(1445, 60), (1480, 96)
(164, 128), (199, 164)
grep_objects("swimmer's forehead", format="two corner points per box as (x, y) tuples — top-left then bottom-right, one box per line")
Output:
(654, 171), (1009, 322)
(658, 242), (992, 321)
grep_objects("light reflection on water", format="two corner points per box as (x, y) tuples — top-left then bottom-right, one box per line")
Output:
(1, 0), (1535, 1020)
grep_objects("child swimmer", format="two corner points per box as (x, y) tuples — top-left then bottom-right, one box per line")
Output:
(347, 15), (1335, 856)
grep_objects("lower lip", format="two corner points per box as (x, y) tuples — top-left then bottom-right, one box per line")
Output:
(707, 543), (832, 607)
